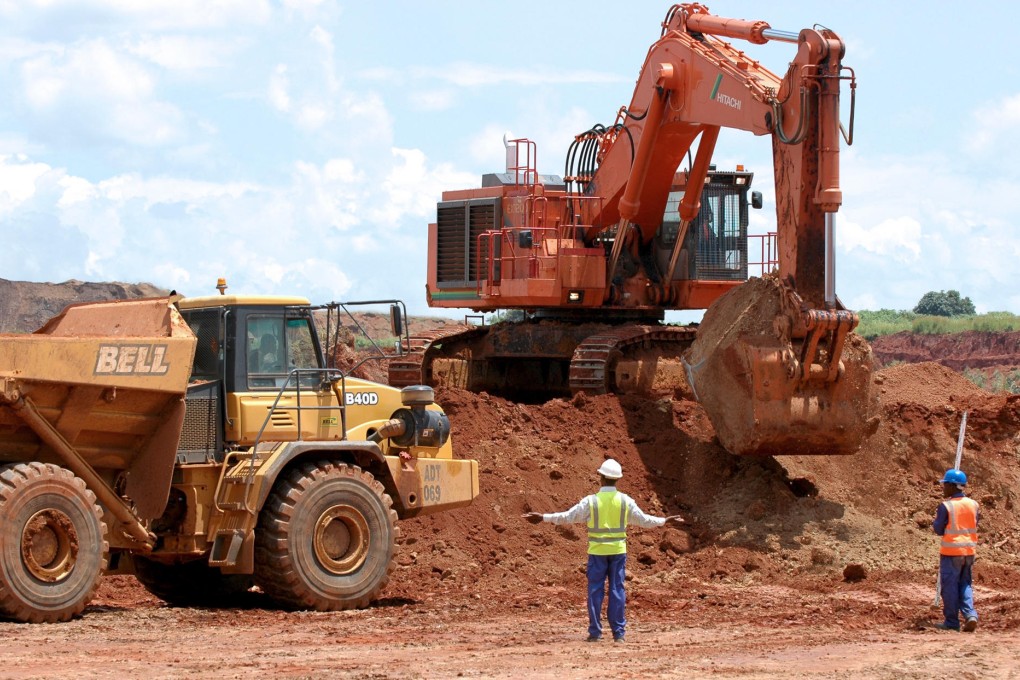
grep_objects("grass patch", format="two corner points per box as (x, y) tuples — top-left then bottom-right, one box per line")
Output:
(963, 368), (1020, 394)
(857, 310), (1020, 340)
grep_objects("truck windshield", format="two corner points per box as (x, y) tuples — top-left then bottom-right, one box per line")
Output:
(247, 316), (321, 390)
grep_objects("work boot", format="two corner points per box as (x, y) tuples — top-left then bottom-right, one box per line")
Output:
(933, 622), (959, 631)
(963, 617), (978, 632)
(585, 635), (601, 642)
(613, 635), (625, 644)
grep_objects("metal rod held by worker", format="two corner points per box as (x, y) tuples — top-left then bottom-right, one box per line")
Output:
(954, 411), (968, 471)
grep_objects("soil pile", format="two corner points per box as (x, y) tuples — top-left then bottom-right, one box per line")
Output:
(0, 278), (167, 333)
(384, 360), (1020, 620)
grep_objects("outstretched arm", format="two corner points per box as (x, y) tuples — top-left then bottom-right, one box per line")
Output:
(522, 497), (591, 525)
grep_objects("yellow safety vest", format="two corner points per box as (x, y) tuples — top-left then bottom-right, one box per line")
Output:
(587, 490), (630, 556)
(940, 496), (979, 556)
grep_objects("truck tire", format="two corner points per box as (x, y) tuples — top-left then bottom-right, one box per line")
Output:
(254, 460), (398, 611)
(132, 556), (255, 607)
(0, 462), (108, 623)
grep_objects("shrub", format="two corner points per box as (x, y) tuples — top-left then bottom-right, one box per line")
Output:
(913, 290), (976, 317)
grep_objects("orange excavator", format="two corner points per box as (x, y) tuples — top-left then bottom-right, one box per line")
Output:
(390, 4), (877, 456)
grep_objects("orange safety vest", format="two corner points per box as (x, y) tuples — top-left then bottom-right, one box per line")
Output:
(940, 496), (979, 556)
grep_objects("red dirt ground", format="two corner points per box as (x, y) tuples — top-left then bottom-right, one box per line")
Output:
(2, 358), (1020, 677)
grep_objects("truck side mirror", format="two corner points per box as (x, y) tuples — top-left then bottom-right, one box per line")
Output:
(390, 304), (403, 337)
(751, 191), (763, 210)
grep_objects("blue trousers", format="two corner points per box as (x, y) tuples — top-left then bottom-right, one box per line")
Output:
(940, 554), (977, 628)
(587, 553), (627, 639)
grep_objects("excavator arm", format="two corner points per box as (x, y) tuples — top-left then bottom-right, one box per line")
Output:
(578, 4), (875, 456)
(585, 3), (853, 311)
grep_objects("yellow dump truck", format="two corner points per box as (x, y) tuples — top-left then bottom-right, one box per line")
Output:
(0, 290), (478, 623)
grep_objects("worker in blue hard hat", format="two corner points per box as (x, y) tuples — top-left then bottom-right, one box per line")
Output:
(522, 458), (685, 643)
(933, 468), (980, 632)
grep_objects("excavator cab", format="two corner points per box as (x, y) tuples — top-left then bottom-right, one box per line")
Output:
(657, 167), (762, 283)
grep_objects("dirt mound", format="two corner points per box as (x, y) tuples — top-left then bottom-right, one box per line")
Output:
(0, 277), (168, 333)
(386, 361), (1020, 610)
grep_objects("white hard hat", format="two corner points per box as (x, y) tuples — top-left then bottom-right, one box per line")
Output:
(597, 458), (623, 479)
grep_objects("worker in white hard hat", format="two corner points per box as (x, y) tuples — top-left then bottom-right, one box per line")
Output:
(522, 458), (684, 643)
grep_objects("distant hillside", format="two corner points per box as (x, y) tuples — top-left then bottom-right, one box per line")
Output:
(0, 278), (168, 333)
(0, 278), (453, 337)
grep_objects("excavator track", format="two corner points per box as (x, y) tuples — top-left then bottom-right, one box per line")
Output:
(390, 320), (698, 399)
(568, 325), (698, 394)
(387, 324), (486, 389)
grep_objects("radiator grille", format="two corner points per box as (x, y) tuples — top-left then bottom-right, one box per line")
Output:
(180, 394), (218, 459)
(436, 198), (498, 286)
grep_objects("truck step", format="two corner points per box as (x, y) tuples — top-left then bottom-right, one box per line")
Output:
(207, 529), (245, 567)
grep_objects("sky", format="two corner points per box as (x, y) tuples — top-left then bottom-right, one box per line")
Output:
(1, 1), (1018, 318)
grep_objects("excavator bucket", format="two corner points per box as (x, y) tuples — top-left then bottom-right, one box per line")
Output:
(686, 277), (878, 456)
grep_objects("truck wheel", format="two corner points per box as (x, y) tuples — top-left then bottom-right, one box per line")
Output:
(132, 556), (254, 607)
(0, 462), (108, 623)
(254, 461), (398, 611)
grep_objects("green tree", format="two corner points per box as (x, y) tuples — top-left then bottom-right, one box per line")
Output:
(913, 290), (976, 317)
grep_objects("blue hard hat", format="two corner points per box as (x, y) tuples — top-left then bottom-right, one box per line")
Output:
(940, 469), (967, 486)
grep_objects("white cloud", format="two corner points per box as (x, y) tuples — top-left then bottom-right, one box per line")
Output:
(967, 93), (1020, 154)
(374, 148), (476, 225)
(415, 63), (626, 88)
(839, 215), (922, 261)
(292, 158), (365, 231)
(0, 154), (53, 216)
(18, 39), (185, 146)
(296, 104), (331, 129)
(267, 26), (370, 134)
(466, 106), (598, 173)
(57, 175), (97, 207)
(409, 90), (455, 112)
(268, 64), (292, 112)
(309, 25), (338, 93)
(468, 124), (513, 169)
(340, 92), (393, 144)
(17, 0), (272, 30)
(127, 35), (243, 72)
(279, 0), (330, 21)
(846, 292), (879, 311)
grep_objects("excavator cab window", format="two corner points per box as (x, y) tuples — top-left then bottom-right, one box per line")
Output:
(658, 177), (749, 282)
(695, 187), (747, 280)
(660, 190), (685, 247)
